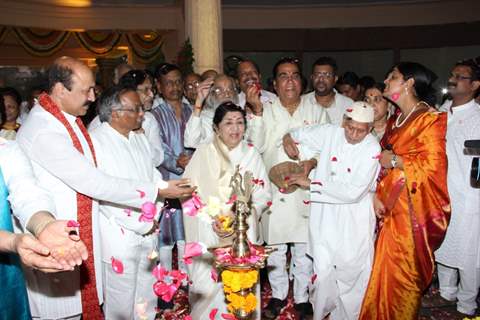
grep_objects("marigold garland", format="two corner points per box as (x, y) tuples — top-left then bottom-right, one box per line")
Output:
(221, 269), (258, 315)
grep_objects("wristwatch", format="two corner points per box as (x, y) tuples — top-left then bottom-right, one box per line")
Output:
(391, 154), (398, 168)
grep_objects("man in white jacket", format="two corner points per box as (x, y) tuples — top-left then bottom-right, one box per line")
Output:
(283, 102), (380, 320)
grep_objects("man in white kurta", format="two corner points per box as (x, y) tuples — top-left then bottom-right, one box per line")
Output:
(235, 59), (277, 109)
(90, 86), (164, 319)
(284, 101), (380, 320)
(435, 61), (480, 316)
(246, 58), (329, 318)
(184, 74), (239, 148)
(16, 57), (194, 319)
(302, 57), (354, 126)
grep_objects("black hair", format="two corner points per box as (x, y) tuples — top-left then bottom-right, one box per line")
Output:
(0, 87), (22, 106)
(235, 59), (261, 77)
(154, 63), (181, 80)
(212, 101), (247, 129)
(455, 58), (480, 81)
(337, 71), (360, 87)
(394, 62), (438, 106)
(119, 69), (149, 90)
(272, 57), (301, 79)
(0, 95), (5, 126)
(359, 76), (376, 89)
(311, 56), (338, 74)
(365, 82), (385, 93)
(48, 63), (74, 92)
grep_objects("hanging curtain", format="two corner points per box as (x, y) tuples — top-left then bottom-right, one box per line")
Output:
(125, 31), (165, 63)
(74, 31), (122, 55)
(12, 27), (70, 56)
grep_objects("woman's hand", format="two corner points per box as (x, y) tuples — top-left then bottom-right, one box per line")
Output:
(373, 195), (386, 219)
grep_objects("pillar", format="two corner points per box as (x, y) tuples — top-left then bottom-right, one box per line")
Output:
(184, 0), (223, 74)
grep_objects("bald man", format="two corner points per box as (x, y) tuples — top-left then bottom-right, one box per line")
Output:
(16, 57), (195, 320)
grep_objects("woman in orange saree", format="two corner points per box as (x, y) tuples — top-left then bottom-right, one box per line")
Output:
(360, 62), (450, 320)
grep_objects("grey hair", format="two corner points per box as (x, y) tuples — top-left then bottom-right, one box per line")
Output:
(98, 85), (132, 123)
(204, 74), (239, 110)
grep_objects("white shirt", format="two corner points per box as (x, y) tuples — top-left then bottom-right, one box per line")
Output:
(88, 112), (164, 167)
(291, 124), (380, 266)
(435, 99), (480, 268)
(184, 107), (215, 148)
(0, 138), (55, 227)
(237, 89), (277, 108)
(246, 96), (329, 244)
(302, 90), (354, 126)
(16, 103), (164, 318)
(90, 123), (163, 269)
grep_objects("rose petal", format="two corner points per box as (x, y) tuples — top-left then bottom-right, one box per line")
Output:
(66, 220), (80, 228)
(226, 194), (237, 205)
(120, 228), (125, 235)
(209, 308), (218, 320)
(303, 200), (310, 205)
(221, 314), (237, 320)
(136, 189), (146, 198)
(139, 201), (157, 222)
(331, 156), (338, 161)
(372, 153), (382, 160)
(183, 242), (206, 264)
(311, 180), (323, 186)
(124, 208), (132, 217)
(279, 188), (286, 193)
(111, 257), (124, 274)
(347, 168), (351, 173)
(211, 268), (218, 282)
(346, 108), (353, 112)
(185, 316), (192, 320)
(311, 273), (318, 284)
(266, 201), (272, 207)
(247, 143), (254, 147)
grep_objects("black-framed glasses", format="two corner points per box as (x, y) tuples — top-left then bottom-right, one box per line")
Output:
(450, 73), (473, 81)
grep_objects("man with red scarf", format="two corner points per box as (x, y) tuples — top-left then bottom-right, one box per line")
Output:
(16, 56), (195, 320)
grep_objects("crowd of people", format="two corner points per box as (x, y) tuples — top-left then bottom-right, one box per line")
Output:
(0, 53), (479, 320)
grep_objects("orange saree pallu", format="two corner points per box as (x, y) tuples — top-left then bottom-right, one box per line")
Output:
(360, 110), (450, 320)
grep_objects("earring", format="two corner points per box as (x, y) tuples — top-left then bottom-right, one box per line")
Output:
(404, 86), (409, 96)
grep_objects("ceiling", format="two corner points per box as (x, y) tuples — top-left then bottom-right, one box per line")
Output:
(26, 0), (439, 7)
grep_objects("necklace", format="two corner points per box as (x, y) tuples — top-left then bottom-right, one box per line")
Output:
(394, 101), (427, 128)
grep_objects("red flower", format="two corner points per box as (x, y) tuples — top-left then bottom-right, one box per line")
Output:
(209, 308), (218, 320)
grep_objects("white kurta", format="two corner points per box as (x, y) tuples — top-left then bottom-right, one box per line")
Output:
(291, 124), (380, 320)
(302, 90), (354, 126)
(247, 96), (329, 244)
(237, 89), (277, 108)
(88, 112), (164, 168)
(16, 103), (163, 319)
(0, 138), (55, 227)
(183, 107), (215, 148)
(90, 122), (164, 320)
(436, 100), (480, 269)
(182, 140), (271, 320)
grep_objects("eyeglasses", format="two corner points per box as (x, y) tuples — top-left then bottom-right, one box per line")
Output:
(312, 71), (334, 79)
(136, 86), (154, 95)
(185, 81), (200, 90)
(277, 73), (301, 81)
(117, 106), (144, 113)
(449, 73), (473, 81)
(163, 79), (183, 88)
(211, 87), (236, 96)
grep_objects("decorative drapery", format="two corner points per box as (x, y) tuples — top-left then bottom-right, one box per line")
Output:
(125, 31), (165, 63)
(12, 27), (70, 56)
(74, 31), (122, 55)
(0, 26), (165, 62)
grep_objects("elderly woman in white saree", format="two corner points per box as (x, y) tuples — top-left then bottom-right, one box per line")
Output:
(182, 102), (271, 319)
